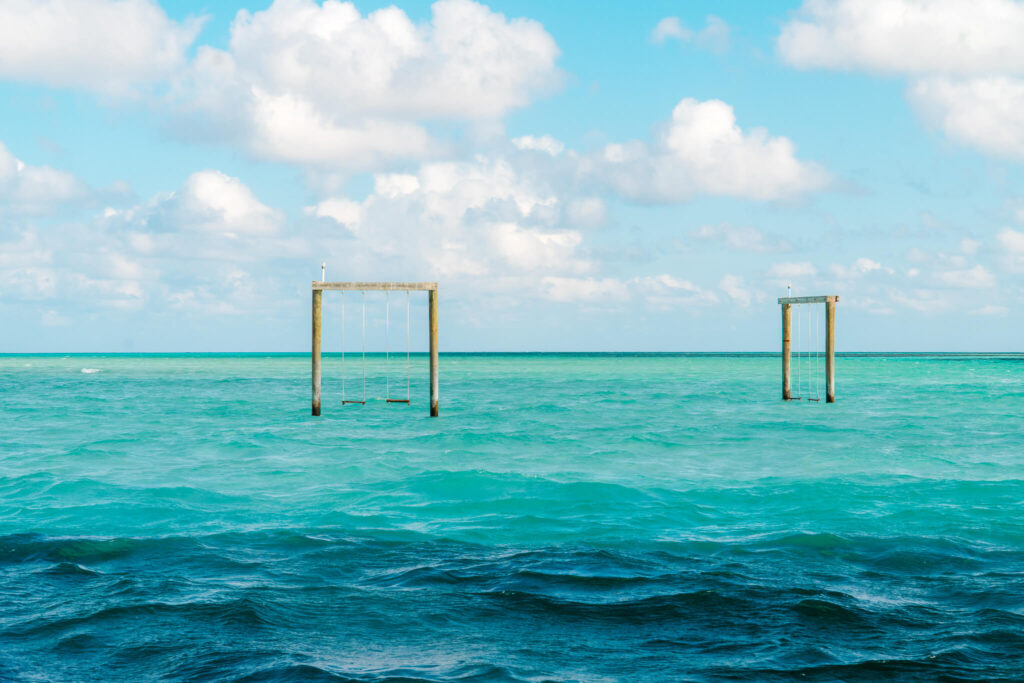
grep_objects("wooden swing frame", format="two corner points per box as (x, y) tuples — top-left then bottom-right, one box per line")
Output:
(312, 281), (438, 417)
(779, 295), (837, 403)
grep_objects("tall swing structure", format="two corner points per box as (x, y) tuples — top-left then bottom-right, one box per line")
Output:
(779, 294), (837, 403)
(312, 280), (439, 417)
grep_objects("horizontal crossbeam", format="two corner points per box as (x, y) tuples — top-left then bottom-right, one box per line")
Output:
(314, 281), (438, 291)
(778, 295), (839, 304)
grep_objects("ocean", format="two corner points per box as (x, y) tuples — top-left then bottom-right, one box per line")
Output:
(1, 353), (1022, 681)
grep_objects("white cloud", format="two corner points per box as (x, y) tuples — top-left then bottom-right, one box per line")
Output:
(243, 92), (440, 169)
(997, 227), (1024, 252)
(105, 169), (285, 241)
(830, 257), (891, 278)
(102, 170), (301, 270)
(696, 16), (730, 53)
(0, 0), (203, 93)
(960, 238), (981, 255)
(0, 230), (56, 299)
(565, 197), (607, 227)
(491, 223), (587, 272)
(539, 274), (719, 307)
(768, 261), (817, 279)
(66, 272), (146, 310)
(301, 152), (730, 311)
(41, 309), (70, 327)
(0, 225), (155, 310)
(634, 274), (718, 308)
(171, 0), (560, 169)
(589, 98), (828, 201)
(652, 15), (729, 53)
(652, 17), (692, 44)
(691, 224), (790, 252)
(0, 142), (87, 210)
(937, 264), (995, 288)
(891, 289), (949, 312)
(778, 0), (1024, 75)
(2, 146), (743, 328)
(19, 170), (305, 314)
(909, 77), (1024, 159)
(541, 277), (630, 303)
(165, 267), (266, 315)
(512, 135), (565, 156)
(996, 227), (1024, 272)
(854, 257), (882, 273)
(173, 170), (284, 237)
(307, 155), (586, 281)
(375, 173), (421, 199)
(778, 0), (1024, 159)
(307, 198), (362, 232)
(719, 274), (752, 306)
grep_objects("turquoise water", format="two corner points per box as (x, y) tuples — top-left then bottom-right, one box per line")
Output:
(1, 353), (1023, 680)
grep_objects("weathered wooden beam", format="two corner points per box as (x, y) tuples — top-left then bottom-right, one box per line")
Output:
(312, 288), (322, 416)
(826, 298), (836, 403)
(313, 281), (438, 291)
(429, 288), (439, 417)
(778, 295), (839, 304)
(782, 303), (792, 400)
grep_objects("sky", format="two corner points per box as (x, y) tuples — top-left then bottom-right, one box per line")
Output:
(1, 0), (1023, 352)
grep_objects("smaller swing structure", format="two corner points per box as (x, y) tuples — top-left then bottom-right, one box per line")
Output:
(312, 277), (438, 417)
(779, 293), (837, 403)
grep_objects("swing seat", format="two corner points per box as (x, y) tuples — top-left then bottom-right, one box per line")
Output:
(341, 288), (412, 410)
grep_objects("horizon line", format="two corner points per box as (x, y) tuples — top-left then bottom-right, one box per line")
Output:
(1, 351), (1021, 356)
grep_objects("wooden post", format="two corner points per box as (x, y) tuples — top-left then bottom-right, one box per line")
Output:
(428, 288), (439, 417)
(782, 303), (792, 400)
(312, 288), (322, 416)
(826, 298), (836, 403)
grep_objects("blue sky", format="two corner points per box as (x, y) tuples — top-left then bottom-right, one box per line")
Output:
(1, 0), (1022, 352)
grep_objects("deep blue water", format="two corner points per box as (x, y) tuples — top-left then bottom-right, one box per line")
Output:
(1, 353), (1023, 681)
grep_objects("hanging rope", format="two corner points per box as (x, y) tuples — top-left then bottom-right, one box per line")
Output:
(385, 289), (390, 401)
(802, 303), (811, 401)
(361, 291), (366, 403)
(342, 290), (367, 405)
(406, 289), (411, 402)
(794, 305), (802, 401)
(341, 292), (355, 404)
(796, 303), (801, 399)
(384, 289), (411, 404)
(805, 303), (809, 400)
(815, 303), (821, 400)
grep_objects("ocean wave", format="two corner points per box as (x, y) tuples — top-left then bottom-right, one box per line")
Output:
(7, 595), (278, 640)
(3, 529), (1024, 679)
(3, 354), (1024, 679)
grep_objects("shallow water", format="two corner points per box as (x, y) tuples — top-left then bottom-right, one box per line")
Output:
(1, 353), (1023, 681)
